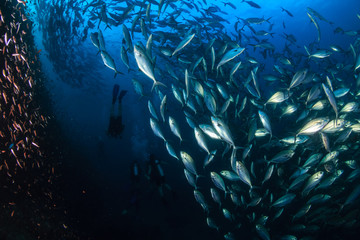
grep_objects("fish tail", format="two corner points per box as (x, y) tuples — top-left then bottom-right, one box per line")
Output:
(151, 81), (167, 92)
(335, 112), (338, 126)
(105, 24), (112, 30)
(114, 70), (123, 78)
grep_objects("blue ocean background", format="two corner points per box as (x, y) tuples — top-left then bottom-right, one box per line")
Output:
(22, 0), (360, 239)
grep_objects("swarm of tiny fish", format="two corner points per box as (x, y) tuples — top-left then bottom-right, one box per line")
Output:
(0, 0), (80, 239)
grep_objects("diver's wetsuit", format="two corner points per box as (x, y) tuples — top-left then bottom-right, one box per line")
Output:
(108, 84), (127, 138)
(147, 154), (175, 205)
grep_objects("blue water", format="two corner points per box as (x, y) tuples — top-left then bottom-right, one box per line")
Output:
(25, 0), (360, 239)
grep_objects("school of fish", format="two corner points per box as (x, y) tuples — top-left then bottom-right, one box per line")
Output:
(20, 0), (360, 239)
(0, 0), (82, 238)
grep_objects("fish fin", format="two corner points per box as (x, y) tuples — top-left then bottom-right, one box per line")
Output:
(151, 81), (167, 92)
(114, 70), (123, 78)
(197, 174), (206, 181)
(105, 24), (112, 30)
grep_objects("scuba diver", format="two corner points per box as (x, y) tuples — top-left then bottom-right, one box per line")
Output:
(146, 153), (176, 205)
(122, 155), (177, 216)
(107, 84), (127, 138)
(122, 160), (142, 215)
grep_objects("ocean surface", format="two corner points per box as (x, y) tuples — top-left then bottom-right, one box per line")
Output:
(1, 0), (360, 239)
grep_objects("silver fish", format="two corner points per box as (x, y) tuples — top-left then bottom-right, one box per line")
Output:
(256, 224), (270, 240)
(272, 193), (296, 208)
(220, 170), (240, 181)
(100, 51), (122, 77)
(269, 150), (295, 163)
(120, 46), (130, 71)
(302, 171), (324, 196)
(180, 151), (198, 177)
(236, 161), (252, 188)
(258, 110), (272, 139)
(169, 116), (182, 142)
(172, 33), (195, 56)
(262, 164), (274, 184)
(122, 24), (133, 52)
(98, 29), (106, 51)
(194, 190), (209, 213)
(217, 47), (245, 70)
(184, 169), (196, 188)
(150, 117), (166, 142)
(297, 118), (329, 136)
(134, 44), (166, 91)
(210, 172), (227, 194)
(322, 83), (338, 124)
(289, 69), (308, 90)
(306, 12), (321, 42)
(204, 90), (217, 115)
(131, 78), (145, 98)
(194, 127), (210, 154)
(211, 116), (235, 146)
(148, 100), (159, 121)
(265, 91), (291, 105)
(165, 142), (178, 160)
(199, 124), (221, 140)
(160, 95), (167, 122)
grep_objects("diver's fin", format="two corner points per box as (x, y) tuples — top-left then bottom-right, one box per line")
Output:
(119, 90), (128, 103)
(112, 84), (120, 104)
